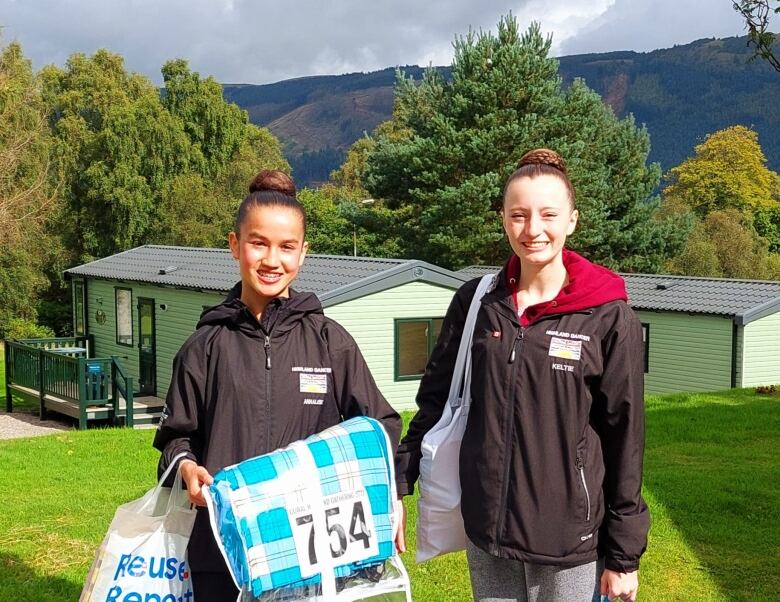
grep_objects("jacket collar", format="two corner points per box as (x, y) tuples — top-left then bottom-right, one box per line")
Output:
(489, 249), (627, 327)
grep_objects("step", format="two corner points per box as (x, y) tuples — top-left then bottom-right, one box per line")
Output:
(131, 412), (162, 428)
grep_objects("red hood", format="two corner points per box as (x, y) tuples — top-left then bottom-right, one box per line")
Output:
(506, 249), (627, 327)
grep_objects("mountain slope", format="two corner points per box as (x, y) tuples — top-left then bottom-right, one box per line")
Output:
(223, 36), (780, 186)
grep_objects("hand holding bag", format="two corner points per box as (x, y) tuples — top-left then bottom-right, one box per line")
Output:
(416, 274), (495, 562)
(80, 452), (197, 602)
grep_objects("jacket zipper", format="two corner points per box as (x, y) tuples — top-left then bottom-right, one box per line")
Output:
(575, 456), (591, 522)
(264, 334), (272, 445)
(494, 327), (523, 552)
(508, 329), (523, 364)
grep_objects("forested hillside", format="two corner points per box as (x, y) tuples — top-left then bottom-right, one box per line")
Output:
(223, 35), (780, 186)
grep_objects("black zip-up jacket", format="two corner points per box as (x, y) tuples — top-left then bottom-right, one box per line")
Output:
(153, 283), (402, 573)
(395, 251), (649, 573)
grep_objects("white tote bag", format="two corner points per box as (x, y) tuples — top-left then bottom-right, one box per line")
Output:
(80, 452), (197, 602)
(416, 274), (495, 562)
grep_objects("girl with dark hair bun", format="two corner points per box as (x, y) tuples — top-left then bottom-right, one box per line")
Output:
(153, 169), (401, 601)
(397, 149), (649, 601)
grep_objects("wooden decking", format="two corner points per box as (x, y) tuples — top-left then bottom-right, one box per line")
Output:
(8, 383), (164, 428)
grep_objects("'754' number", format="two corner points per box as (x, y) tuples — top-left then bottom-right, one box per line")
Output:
(292, 496), (378, 574)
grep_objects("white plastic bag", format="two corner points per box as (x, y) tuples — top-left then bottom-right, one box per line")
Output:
(416, 274), (494, 563)
(80, 452), (196, 602)
(244, 555), (412, 601)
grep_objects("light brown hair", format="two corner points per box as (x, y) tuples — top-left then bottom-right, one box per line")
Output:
(503, 148), (576, 208)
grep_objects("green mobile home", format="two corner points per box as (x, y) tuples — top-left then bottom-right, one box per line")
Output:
(62, 245), (466, 415)
(458, 267), (780, 395)
(625, 274), (780, 394)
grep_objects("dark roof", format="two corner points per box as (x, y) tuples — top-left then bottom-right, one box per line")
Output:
(456, 267), (780, 325)
(622, 273), (780, 325)
(458, 266), (499, 280)
(65, 245), (466, 306)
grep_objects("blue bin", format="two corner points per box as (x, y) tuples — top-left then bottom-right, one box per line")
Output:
(86, 363), (106, 401)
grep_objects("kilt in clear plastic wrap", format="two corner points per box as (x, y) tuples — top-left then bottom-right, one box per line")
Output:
(205, 417), (409, 601)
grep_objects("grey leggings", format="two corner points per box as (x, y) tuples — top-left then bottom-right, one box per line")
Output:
(466, 539), (603, 602)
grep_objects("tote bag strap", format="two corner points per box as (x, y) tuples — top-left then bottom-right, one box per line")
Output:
(447, 274), (496, 408)
(140, 451), (193, 513)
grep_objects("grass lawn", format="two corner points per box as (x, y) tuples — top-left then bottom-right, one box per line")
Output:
(0, 389), (778, 601)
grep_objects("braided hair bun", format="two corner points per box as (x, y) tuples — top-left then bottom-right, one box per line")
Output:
(249, 170), (296, 197)
(504, 148), (575, 207)
(516, 148), (567, 174)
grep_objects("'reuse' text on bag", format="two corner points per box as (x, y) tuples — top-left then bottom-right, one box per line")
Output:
(80, 452), (197, 602)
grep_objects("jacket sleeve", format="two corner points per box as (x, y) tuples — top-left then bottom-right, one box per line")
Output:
(327, 322), (402, 457)
(593, 303), (650, 573)
(152, 337), (207, 480)
(394, 280), (475, 496)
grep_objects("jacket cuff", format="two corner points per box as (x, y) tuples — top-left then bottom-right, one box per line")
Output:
(396, 481), (414, 497)
(605, 556), (640, 573)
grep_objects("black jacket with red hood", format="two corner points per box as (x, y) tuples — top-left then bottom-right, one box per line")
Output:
(153, 283), (401, 573)
(396, 250), (649, 572)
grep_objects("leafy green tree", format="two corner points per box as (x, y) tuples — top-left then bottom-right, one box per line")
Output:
(733, 1), (780, 72)
(41, 52), (289, 255)
(41, 50), (192, 261)
(753, 203), (780, 252)
(663, 125), (780, 216)
(0, 41), (59, 336)
(363, 16), (687, 271)
(661, 124), (780, 278)
(161, 59), (248, 178)
(149, 125), (290, 248)
(298, 186), (402, 257)
(666, 222), (723, 277)
(151, 173), (234, 248)
(149, 60), (289, 247)
(298, 187), (354, 255)
(667, 209), (776, 278)
(331, 136), (379, 192)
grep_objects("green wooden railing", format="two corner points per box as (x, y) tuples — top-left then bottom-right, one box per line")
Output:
(4, 336), (135, 429)
(5, 341), (41, 402)
(111, 356), (134, 428)
(17, 335), (92, 353)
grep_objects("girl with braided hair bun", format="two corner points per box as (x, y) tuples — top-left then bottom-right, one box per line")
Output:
(154, 170), (401, 601)
(395, 149), (649, 601)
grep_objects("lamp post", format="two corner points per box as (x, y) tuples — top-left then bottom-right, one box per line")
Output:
(353, 198), (376, 256)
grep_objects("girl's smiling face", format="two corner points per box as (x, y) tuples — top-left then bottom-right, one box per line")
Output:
(502, 174), (578, 268)
(229, 204), (308, 314)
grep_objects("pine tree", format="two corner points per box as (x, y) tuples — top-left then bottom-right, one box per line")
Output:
(363, 16), (688, 271)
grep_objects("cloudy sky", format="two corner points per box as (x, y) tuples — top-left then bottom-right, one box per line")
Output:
(0, 0), (754, 85)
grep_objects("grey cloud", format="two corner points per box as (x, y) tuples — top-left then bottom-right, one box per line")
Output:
(0, 0), (750, 84)
(1, 0), (523, 84)
(558, 0), (746, 56)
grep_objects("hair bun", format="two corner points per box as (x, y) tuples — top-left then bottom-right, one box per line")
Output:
(517, 148), (567, 174)
(249, 169), (296, 197)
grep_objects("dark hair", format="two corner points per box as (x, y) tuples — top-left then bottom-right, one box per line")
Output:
(234, 170), (307, 235)
(503, 148), (576, 208)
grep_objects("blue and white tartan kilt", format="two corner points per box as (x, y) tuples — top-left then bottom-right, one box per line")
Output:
(205, 417), (397, 598)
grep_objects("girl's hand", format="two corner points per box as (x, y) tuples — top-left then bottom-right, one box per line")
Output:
(600, 568), (639, 602)
(394, 498), (407, 553)
(179, 459), (214, 507)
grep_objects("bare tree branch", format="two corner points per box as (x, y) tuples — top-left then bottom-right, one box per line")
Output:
(734, 0), (780, 72)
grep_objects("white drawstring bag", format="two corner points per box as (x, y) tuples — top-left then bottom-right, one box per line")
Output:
(80, 452), (196, 602)
(416, 274), (495, 563)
